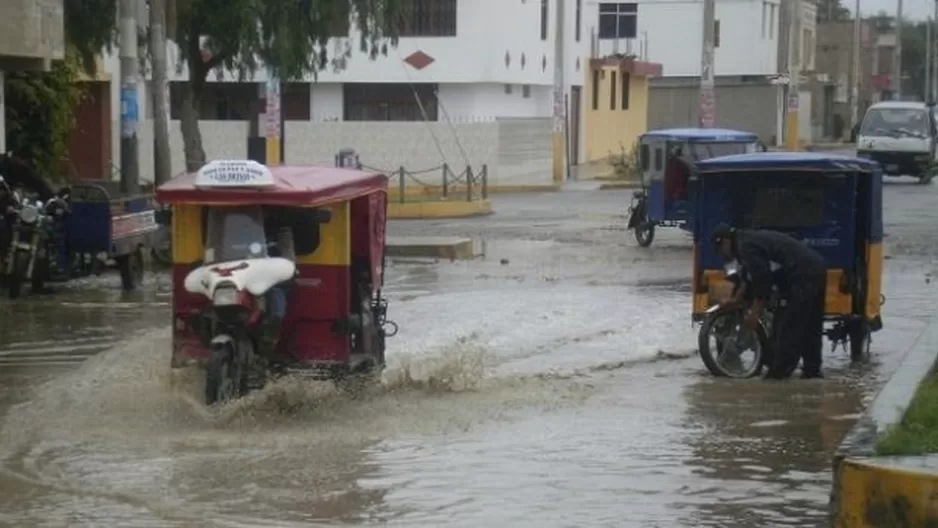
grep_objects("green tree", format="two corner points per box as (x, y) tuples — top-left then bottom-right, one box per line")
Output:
(4, 0), (117, 181)
(901, 21), (929, 99)
(817, 0), (851, 23)
(169, 0), (402, 171)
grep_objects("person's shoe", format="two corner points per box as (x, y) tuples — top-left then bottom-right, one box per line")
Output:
(801, 371), (824, 380)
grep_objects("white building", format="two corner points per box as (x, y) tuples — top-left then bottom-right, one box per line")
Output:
(77, 0), (662, 186)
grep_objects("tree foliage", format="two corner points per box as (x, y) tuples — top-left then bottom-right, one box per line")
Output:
(816, 0), (851, 23)
(170, 0), (403, 170)
(4, 0), (118, 181)
(4, 47), (87, 181)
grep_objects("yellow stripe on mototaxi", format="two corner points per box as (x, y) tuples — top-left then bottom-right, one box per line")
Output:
(692, 269), (853, 316)
(296, 202), (350, 267)
(171, 202), (351, 266)
(864, 242), (884, 320)
(172, 204), (204, 264)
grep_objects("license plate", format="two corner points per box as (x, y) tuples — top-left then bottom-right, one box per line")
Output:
(886, 164), (899, 172)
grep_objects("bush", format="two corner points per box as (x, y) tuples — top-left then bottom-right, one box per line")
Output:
(609, 142), (642, 181)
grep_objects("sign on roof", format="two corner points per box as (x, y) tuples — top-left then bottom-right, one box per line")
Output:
(195, 160), (276, 188)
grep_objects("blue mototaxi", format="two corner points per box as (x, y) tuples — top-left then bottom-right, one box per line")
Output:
(691, 151), (884, 362)
(627, 128), (761, 247)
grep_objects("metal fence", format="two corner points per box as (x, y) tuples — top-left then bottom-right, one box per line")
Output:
(359, 163), (489, 204)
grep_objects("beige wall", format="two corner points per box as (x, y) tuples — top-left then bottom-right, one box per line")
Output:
(135, 118), (553, 187)
(584, 66), (649, 163)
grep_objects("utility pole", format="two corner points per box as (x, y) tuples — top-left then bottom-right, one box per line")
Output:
(699, 0), (716, 127)
(785, 0), (802, 150)
(551, 0), (566, 184)
(922, 17), (931, 102)
(892, 0), (902, 99)
(850, 0), (860, 136)
(150, 0), (171, 185)
(926, 0), (938, 102)
(119, 0), (139, 194)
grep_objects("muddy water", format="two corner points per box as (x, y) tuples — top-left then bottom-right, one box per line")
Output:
(0, 182), (934, 526)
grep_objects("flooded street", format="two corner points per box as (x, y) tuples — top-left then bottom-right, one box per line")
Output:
(1, 179), (937, 526)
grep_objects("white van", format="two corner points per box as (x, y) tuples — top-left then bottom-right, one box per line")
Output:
(856, 101), (937, 183)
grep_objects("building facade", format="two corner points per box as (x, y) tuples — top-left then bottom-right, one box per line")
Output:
(0, 0), (66, 153)
(80, 0), (661, 185)
(643, 0), (785, 142)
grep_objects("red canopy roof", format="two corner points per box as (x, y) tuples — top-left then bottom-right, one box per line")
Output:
(156, 164), (388, 206)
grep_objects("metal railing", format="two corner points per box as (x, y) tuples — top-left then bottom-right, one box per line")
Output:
(359, 163), (489, 204)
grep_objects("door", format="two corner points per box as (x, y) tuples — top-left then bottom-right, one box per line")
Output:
(569, 86), (581, 168)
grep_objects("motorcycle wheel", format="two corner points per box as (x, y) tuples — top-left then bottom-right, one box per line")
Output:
(634, 223), (655, 247)
(205, 342), (247, 406)
(117, 248), (145, 291)
(698, 309), (769, 378)
(7, 252), (28, 299)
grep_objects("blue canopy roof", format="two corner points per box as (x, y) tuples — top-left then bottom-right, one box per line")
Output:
(696, 151), (880, 172)
(642, 128), (758, 142)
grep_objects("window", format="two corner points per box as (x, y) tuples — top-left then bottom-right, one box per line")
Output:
(397, 0), (457, 37)
(505, 84), (513, 94)
(610, 71), (617, 110)
(769, 4), (775, 39)
(802, 28), (814, 70)
(714, 20), (720, 48)
(522, 85), (531, 98)
(343, 83), (438, 121)
(592, 70), (600, 110)
(747, 185), (825, 228)
(576, 0), (582, 42)
(169, 82), (310, 121)
(639, 144), (650, 170)
(654, 147), (663, 170)
(540, 0), (548, 40)
(598, 3), (637, 40)
(621, 73), (630, 110)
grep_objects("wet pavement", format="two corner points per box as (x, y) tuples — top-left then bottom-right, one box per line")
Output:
(0, 175), (937, 526)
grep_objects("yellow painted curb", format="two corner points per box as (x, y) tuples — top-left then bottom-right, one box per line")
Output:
(388, 183), (558, 199)
(599, 181), (642, 190)
(387, 199), (493, 219)
(834, 458), (938, 526)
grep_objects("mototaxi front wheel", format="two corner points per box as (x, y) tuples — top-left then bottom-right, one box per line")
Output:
(205, 344), (247, 406)
(698, 309), (770, 378)
(7, 252), (28, 299)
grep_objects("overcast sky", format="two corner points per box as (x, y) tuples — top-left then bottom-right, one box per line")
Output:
(850, 0), (933, 20)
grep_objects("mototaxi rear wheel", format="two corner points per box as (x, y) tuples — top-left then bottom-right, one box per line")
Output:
(849, 319), (871, 363)
(698, 308), (770, 378)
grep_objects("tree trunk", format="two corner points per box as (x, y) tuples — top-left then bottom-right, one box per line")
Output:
(180, 82), (205, 172)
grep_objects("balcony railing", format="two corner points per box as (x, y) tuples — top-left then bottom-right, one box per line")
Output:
(590, 29), (648, 61)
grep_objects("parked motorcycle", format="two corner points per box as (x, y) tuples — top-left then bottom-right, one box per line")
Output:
(3, 193), (70, 298)
(697, 260), (776, 378)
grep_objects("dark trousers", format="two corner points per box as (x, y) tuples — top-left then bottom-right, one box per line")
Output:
(769, 272), (826, 378)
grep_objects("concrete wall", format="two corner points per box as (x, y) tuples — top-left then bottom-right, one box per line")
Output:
(612, 0), (779, 77)
(584, 66), (649, 162)
(135, 117), (552, 187)
(0, 0), (64, 63)
(648, 79), (782, 143)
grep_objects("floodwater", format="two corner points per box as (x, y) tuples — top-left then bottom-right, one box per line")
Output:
(0, 178), (936, 527)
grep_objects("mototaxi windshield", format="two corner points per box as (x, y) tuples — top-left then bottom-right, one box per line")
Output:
(204, 206), (268, 263)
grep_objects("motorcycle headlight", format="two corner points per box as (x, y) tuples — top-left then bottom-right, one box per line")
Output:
(18, 205), (38, 224)
(213, 286), (239, 306)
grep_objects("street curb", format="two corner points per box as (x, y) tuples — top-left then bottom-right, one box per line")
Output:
(387, 199), (493, 220)
(599, 181), (642, 190)
(830, 318), (938, 526)
(385, 236), (481, 260)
